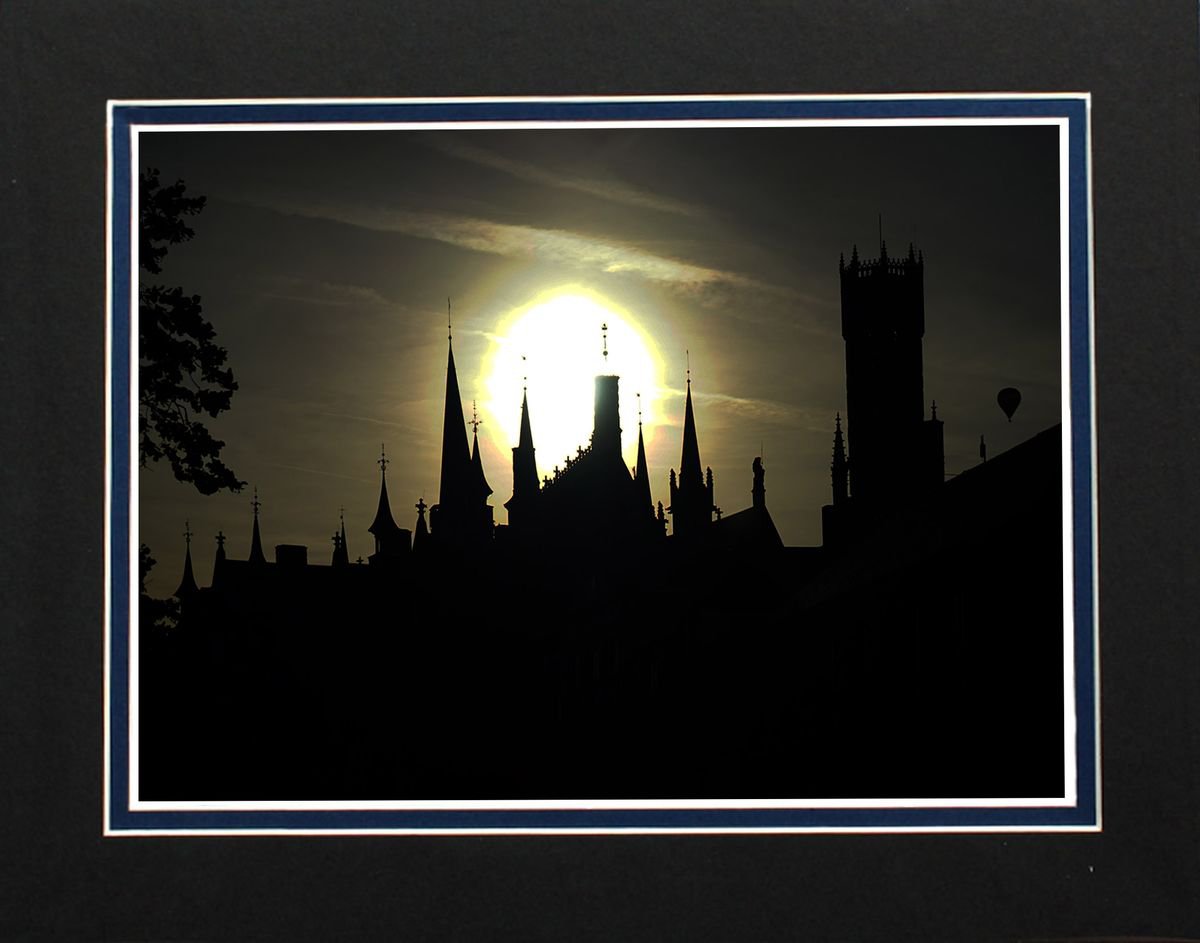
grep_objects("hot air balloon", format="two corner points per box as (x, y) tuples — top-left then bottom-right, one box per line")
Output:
(997, 387), (1021, 422)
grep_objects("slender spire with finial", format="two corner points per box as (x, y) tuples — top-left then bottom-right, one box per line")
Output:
(332, 505), (349, 566)
(447, 297), (452, 342)
(601, 322), (608, 367)
(634, 391), (652, 516)
(369, 443), (402, 555)
(248, 487), (266, 564)
(469, 401), (492, 500)
(175, 520), (199, 597)
(831, 413), (849, 506)
(214, 529), (226, 564)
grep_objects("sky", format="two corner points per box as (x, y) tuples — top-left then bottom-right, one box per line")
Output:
(136, 123), (1063, 595)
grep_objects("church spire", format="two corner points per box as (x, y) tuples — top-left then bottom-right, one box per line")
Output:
(679, 356), (703, 488)
(249, 487), (266, 565)
(369, 444), (403, 555)
(470, 402), (493, 500)
(438, 320), (472, 507)
(506, 378), (539, 527)
(831, 413), (849, 506)
(174, 520), (199, 597)
(634, 393), (652, 516)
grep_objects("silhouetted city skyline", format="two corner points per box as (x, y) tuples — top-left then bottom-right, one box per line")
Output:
(138, 125), (1062, 596)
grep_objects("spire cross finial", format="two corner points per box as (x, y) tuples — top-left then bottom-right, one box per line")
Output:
(378, 443), (389, 474)
(470, 400), (481, 434)
(251, 487), (261, 516)
(522, 354), (527, 391)
(215, 530), (225, 548)
(601, 322), (608, 364)
(447, 297), (452, 341)
(415, 496), (427, 514)
(637, 391), (642, 426)
(686, 349), (691, 386)
(183, 520), (192, 546)
(339, 505), (345, 525)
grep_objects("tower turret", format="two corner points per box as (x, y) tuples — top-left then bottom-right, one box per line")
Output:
(331, 508), (350, 567)
(838, 241), (926, 506)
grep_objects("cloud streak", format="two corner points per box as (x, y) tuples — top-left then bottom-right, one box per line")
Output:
(256, 198), (782, 297)
(426, 137), (708, 219)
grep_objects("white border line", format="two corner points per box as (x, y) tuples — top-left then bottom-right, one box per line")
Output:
(108, 97), (1097, 833)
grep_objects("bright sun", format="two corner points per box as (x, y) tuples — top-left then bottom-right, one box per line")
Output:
(480, 288), (665, 478)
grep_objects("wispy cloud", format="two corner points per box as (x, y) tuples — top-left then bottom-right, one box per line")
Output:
(256, 198), (782, 298)
(659, 385), (808, 425)
(426, 137), (707, 219)
(258, 276), (393, 309)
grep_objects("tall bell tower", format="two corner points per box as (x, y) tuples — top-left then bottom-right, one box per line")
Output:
(838, 240), (930, 506)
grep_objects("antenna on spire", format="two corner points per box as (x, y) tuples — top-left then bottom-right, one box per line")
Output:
(251, 487), (261, 516)
(183, 520), (192, 546)
(686, 349), (691, 386)
(522, 354), (528, 392)
(339, 505), (345, 525)
(470, 399), (482, 434)
(378, 443), (389, 474)
(447, 297), (452, 341)
(601, 322), (608, 365)
(637, 391), (642, 426)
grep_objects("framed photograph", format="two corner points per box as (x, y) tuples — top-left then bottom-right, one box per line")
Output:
(106, 94), (1097, 834)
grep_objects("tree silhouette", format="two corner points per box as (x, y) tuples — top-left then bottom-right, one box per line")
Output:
(139, 168), (243, 495)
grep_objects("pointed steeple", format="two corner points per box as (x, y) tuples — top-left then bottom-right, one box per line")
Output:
(175, 521), (199, 597)
(679, 361), (703, 489)
(831, 413), (849, 506)
(214, 530), (226, 565)
(369, 444), (403, 555)
(438, 311), (472, 507)
(506, 377), (540, 529)
(469, 402), (492, 500)
(634, 394), (652, 515)
(518, 385), (534, 452)
(249, 487), (266, 565)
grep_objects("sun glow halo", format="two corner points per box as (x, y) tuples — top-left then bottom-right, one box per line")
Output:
(480, 290), (664, 479)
